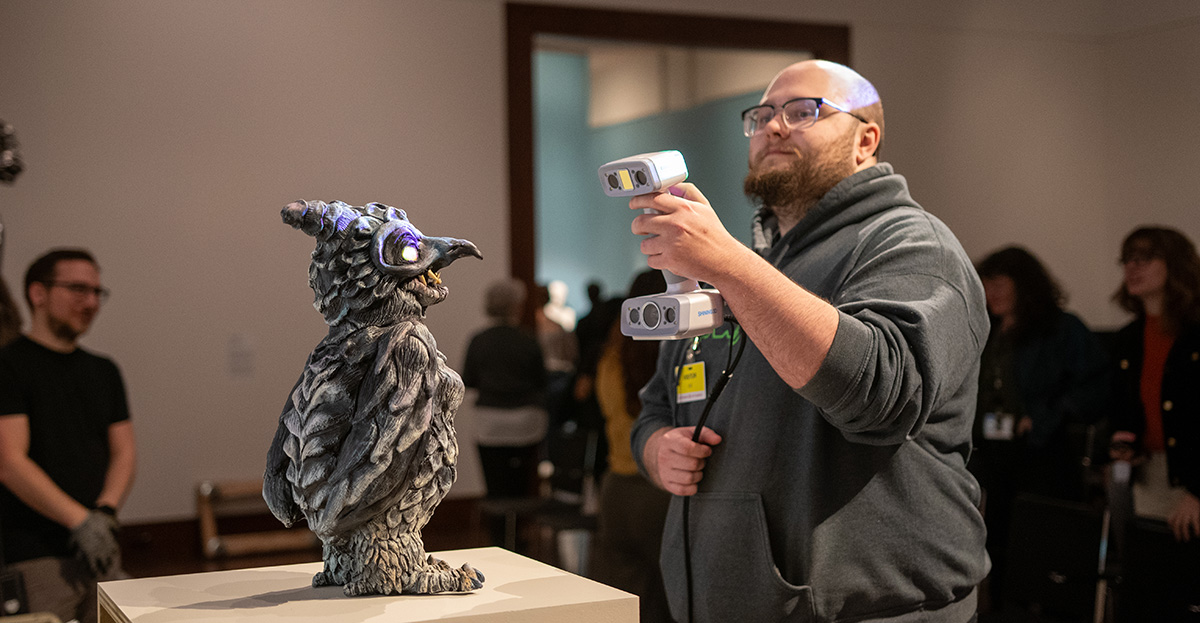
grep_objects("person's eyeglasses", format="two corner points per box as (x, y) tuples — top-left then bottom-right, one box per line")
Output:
(45, 281), (110, 302)
(741, 97), (868, 138)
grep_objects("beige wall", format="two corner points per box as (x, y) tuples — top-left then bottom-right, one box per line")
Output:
(1, 0), (1198, 522)
(0, 0), (507, 521)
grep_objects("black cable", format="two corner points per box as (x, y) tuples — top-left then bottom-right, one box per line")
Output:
(682, 322), (745, 623)
(689, 326), (744, 444)
(668, 339), (691, 618)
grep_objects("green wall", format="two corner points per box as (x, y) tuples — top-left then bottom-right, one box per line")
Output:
(535, 51), (762, 313)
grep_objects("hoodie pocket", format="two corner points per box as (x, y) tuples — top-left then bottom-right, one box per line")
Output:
(661, 491), (813, 623)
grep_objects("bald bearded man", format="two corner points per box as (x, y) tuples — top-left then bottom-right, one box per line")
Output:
(630, 60), (989, 622)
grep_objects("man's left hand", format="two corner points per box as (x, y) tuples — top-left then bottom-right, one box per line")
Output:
(70, 509), (120, 577)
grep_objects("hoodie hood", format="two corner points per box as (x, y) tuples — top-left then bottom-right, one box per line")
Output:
(752, 163), (921, 264)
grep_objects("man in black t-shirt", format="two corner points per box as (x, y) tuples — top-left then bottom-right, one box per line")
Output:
(0, 248), (136, 623)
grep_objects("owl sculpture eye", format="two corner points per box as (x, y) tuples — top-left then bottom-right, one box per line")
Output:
(401, 246), (419, 262)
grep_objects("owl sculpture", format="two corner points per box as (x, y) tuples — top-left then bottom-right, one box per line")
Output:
(264, 199), (484, 596)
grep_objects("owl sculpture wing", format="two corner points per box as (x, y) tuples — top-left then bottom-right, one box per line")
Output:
(265, 321), (456, 537)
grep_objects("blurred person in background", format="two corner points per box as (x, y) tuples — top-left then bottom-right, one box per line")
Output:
(589, 269), (670, 623)
(0, 220), (21, 347)
(535, 282), (579, 429)
(969, 245), (1109, 608)
(571, 281), (621, 481)
(1108, 226), (1200, 543)
(463, 278), (549, 501)
(0, 248), (136, 623)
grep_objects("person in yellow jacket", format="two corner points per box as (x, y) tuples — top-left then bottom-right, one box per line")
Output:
(589, 269), (670, 623)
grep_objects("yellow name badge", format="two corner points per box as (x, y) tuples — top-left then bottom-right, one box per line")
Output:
(676, 362), (707, 404)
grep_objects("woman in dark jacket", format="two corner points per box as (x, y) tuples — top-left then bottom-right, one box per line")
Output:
(969, 246), (1110, 606)
(1109, 226), (1200, 543)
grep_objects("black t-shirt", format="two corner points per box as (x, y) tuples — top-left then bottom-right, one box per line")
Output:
(0, 336), (130, 563)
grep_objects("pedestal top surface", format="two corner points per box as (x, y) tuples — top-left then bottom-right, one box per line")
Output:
(99, 546), (635, 622)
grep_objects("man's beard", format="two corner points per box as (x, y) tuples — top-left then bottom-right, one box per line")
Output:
(743, 133), (857, 224)
(47, 313), (86, 344)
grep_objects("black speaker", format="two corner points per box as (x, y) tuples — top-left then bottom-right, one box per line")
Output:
(1003, 493), (1105, 620)
(1118, 517), (1200, 622)
(0, 567), (29, 617)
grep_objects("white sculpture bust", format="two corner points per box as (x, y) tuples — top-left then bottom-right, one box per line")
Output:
(543, 279), (576, 332)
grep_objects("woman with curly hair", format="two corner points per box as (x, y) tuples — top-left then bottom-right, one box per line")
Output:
(969, 246), (1110, 608)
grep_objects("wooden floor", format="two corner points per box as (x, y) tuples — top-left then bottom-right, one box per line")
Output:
(118, 498), (493, 579)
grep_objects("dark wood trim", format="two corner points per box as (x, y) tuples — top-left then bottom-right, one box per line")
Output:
(506, 4), (536, 322)
(505, 2), (851, 318)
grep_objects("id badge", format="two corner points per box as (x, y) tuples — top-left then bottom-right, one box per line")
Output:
(676, 362), (707, 404)
(982, 411), (1016, 441)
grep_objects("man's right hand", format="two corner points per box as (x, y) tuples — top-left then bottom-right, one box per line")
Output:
(644, 426), (722, 496)
(70, 509), (120, 577)
(629, 183), (742, 289)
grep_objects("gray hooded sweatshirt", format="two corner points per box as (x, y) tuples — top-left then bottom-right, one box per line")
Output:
(632, 163), (990, 623)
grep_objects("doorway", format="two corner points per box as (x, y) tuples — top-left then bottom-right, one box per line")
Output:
(506, 2), (851, 311)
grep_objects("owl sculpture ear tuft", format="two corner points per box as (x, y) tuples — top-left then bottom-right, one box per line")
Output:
(281, 199), (327, 236)
(282, 200), (362, 238)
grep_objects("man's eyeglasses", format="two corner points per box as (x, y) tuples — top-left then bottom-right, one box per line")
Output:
(45, 281), (110, 302)
(741, 97), (868, 138)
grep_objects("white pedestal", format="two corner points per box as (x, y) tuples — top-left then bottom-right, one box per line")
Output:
(98, 547), (636, 622)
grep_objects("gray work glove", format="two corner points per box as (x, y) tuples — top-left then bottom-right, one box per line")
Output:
(70, 509), (120, 577)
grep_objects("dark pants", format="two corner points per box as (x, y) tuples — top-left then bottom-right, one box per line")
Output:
(970, 436), (1077, 608)
(590, 472), (672, 623)
(478, 443), (541, 548)
(9, 555), (121, 623)
(477, 444), (540, 499)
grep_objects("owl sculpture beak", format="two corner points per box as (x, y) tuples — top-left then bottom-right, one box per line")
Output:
(418, 237), (482, 286)
(430, 237), (483, 269)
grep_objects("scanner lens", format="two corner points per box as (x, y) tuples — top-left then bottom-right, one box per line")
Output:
(641, 302), (660, 329)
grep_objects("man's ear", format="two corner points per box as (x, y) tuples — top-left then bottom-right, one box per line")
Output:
(27, 282), (48, 309)
(856, 123), (881, 164)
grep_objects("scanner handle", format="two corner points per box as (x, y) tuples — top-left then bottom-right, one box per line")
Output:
(643, 207), (700, 293)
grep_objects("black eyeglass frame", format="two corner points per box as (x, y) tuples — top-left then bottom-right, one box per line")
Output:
(42, 280), (111, 302)
(741, 97), (869, 138)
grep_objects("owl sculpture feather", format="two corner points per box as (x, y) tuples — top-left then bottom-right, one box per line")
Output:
(265, 199), (484, 596)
